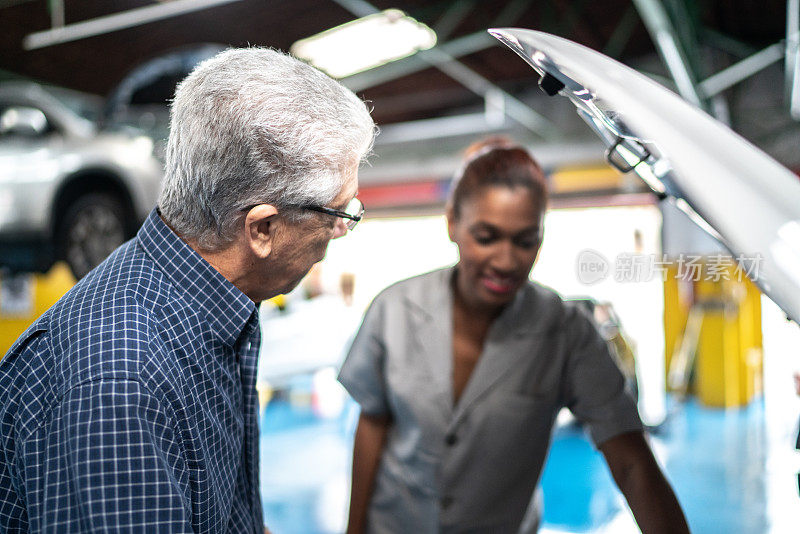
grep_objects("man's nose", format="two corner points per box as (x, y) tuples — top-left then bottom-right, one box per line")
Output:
(332, 218), (348, 239)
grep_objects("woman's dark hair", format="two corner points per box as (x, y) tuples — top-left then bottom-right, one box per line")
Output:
(448, 136), (548, 219)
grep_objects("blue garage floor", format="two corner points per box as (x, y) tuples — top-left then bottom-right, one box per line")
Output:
(258, 379), (800, 534)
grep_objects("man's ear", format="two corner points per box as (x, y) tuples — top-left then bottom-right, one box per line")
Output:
(244, 204), (280, 259)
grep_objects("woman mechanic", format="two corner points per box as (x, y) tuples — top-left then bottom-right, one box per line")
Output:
(338, 139), (689, 534)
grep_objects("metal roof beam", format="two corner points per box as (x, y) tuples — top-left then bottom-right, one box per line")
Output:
(699, 28), (758, 58)
(342, 0), (534, 93)
(699, 42), (785, 97)
(24, 0), (247, 50)
(334, 0), (556, 138)
(632, 0), (704, 108)
(603, 4), (639, 58)
(432, 0), (478, 41)
(342, 31), (493, 92)
(787, 0), (800, 119)
(419, 46), (557, 137)
(47, 0), (64, 28)
(376, 112), (509, 144)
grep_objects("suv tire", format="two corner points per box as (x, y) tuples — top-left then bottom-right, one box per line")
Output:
(57, 192), (129, 280)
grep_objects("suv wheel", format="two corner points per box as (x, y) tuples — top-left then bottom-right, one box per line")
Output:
(58, 193), (129, 280)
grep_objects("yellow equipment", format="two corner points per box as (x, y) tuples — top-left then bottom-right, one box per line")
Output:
(0, 263), (75, 358)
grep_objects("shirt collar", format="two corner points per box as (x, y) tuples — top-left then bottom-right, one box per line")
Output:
(137, 208), (257, 348)
(404, 265), (534, 335)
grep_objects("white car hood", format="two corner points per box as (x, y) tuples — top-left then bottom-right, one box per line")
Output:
(490, 28), (800, 324)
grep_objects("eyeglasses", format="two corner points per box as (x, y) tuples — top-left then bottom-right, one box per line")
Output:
(301, 197), (365, 231)
(242, 197), (365, 231)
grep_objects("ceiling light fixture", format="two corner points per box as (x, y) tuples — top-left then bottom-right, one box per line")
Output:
(291, 9), (437, 79)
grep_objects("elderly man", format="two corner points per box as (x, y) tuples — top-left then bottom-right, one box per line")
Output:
(0, 48), (376, 532)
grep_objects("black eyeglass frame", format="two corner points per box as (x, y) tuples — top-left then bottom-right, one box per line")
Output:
(301, 202), (364, 230)
(242, 198), (365, 230)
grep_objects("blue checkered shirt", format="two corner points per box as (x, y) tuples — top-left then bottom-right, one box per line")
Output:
(0, 209), (263, 533)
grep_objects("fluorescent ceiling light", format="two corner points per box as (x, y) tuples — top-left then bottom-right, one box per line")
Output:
(291, 9), (437, 79)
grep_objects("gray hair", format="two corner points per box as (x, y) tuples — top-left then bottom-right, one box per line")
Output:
(158, 47), (377, 250)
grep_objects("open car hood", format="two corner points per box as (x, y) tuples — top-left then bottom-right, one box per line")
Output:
(490, 28), (800, 324)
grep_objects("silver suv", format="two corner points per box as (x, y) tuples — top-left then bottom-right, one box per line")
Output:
(0, 82), (162, 279)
